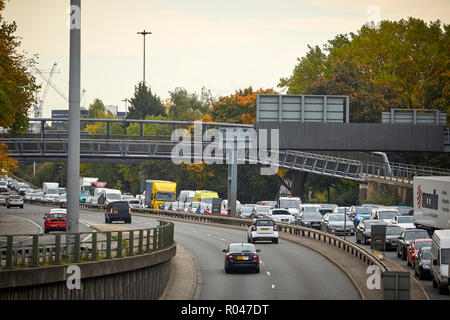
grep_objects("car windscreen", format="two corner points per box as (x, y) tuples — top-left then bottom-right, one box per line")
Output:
(364, 221), (384, 229)
(229, 244), (255, 253)
(303, 211), (322, 219)
(386, 227), (403, 235)
(415, 241), (432, 250)
(328, 214), (351, 221)
(303, 206), (320, 213)
(379, 211), (399, 219)
(404, 230), (429, 241)
(397, 207), (413, 215)
(397, 216), (413, 223)
(279, 199), (300, 208)
(255, 206), (271, 212)
(241, 207), (253, 213)
(48, 214), (66, 219)
(271, 210), (290, 215)
(355, 207), (373, 215)
(10, 196), (22, 200)
(421, 251), (431, 260)
(128, 200), (139, 204)
(255, 220), (275, 226)
(191, 203), (201, 208)
(106, 193), (122, 200)
(156, 191), (175, 202)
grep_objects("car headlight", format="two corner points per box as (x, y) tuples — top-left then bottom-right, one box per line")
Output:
(303, 221), (310, 225)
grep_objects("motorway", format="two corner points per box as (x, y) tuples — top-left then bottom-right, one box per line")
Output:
(0, 203), (361, 300)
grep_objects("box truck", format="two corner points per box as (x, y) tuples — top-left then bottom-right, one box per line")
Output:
(43, 182), (59, 195)
(430, 229), (450, 294)
(145, 180), (176, 209)
(414, 176), (450, 232)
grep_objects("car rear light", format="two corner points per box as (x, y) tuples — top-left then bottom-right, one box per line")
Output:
(129, 208), (131, 213)
(273, 225), (278, 231)
(253, 254), (258, 260)
(251, 226), (256, 231)
(227, 254), (233, 260)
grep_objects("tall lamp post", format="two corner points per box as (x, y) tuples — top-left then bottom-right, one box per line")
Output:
(67, 0), (81, 256)
(137, 30), (152, 85)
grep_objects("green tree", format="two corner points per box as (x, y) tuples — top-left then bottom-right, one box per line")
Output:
(0, 0), (38, 134)
(127, 82), (165, 120)
(167, 87), (212, 121)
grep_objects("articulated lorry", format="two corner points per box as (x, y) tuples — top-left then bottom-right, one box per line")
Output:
(414, 176), (450, 232)
(145, 180), (176, 209)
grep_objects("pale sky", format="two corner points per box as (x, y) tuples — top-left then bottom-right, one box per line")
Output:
(4, 0), (449, 117)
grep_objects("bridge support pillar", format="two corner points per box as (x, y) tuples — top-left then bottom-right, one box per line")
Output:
(359, 178), (413, 206)
(291, 171), (308, 198)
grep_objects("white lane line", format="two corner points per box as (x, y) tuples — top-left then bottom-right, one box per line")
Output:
(266, 271), (271, 276)
(206, 233), (211, 237)
(24, 218), (43, 234)
(272, 284), (276, 289)
(220, 238), (226, 241)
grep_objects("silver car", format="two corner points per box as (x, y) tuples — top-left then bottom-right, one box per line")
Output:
(7, 195), (23, 208)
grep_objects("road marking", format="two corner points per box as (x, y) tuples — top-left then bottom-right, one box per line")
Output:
(24, 218), (43, 234)
(206, 233), (211, 237)
(272, 284), (276, 289)
(266, 271), (271, 276)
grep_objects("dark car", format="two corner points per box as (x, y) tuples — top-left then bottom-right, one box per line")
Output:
(296, 207), (322, 229)
(355, 219), (386, 245)
(105, 201), (132, 224)
(397, 228), (430, 260)
(223, 243), (261, 273)
(414, 246), (432, 280)
(384, 225), (404, 250)
(321, 213), (355, 236)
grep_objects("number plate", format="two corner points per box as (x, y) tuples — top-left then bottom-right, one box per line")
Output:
(237, 256), (249, 261)
(261, 228), (270, 231)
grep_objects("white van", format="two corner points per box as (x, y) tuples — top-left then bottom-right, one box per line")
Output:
(430, 229), (450, 294)
(179, 190), (195, 203)
(98, 188), (122, 205)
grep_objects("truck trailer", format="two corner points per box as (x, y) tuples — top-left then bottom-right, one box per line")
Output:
(414, 176), (450, 232)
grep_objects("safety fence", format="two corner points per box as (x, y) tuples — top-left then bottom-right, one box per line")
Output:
(0, 219), (174, 269)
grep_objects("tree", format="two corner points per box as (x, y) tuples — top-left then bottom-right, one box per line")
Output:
(166, 87), (212, 121)
(209, 87), (277, 124)
(127, 82), (165, 120)
(0, 0), (38, 134)
(0, 143), (17, 175)
(279, 18), (449, 123)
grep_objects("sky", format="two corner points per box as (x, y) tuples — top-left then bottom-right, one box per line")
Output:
(3, 0), (450, 117)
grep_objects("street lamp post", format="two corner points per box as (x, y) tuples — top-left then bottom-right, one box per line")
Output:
(67, 0), (81, 257)
(137, 30), (152, 85)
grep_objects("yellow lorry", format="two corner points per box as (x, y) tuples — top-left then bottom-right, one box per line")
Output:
(193, 190), (219, 204)
(144, 180), (177, 209)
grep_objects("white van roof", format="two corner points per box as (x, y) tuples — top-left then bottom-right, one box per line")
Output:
(433, 230), (450, 247)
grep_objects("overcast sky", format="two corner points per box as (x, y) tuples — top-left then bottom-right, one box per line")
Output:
(4, 0), (449, 117)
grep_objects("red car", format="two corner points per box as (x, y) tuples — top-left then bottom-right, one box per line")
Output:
(44, 210), (67, 233)
(407, 238), (432, 268)
(204, 207), (212, 215)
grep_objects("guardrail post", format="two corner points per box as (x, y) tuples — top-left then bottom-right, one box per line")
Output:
(128, 230), (134, 256)
(73, 233), (80, 263)
(117, 231), (123, 258)
(146, 229), (151, 253)
(106, 232), (112, 259)
(31, 234), (39, 267)
(6, 235), (13, 269)
(91, 232), (97, 261)
(54, 234), (61, 265)
(138, 229), (143, 255)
